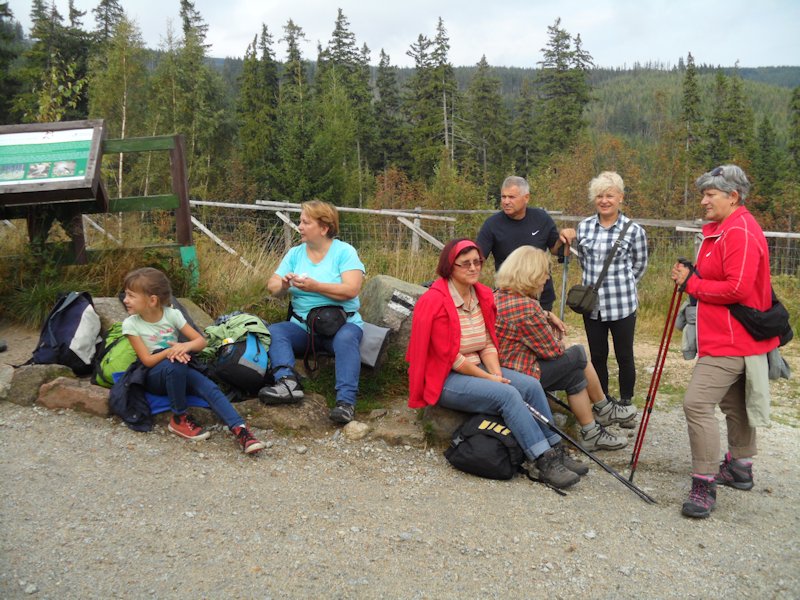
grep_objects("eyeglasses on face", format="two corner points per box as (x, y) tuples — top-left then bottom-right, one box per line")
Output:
(453, 258), (484, 269)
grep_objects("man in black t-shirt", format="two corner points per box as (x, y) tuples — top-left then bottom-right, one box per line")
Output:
(477, 176), (574, 311)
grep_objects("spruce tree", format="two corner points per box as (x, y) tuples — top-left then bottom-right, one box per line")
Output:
(752, 115), (781, 204)
(92, 0), (124, 44)
(533, 18), (593, 163)
(465, 55), (508, 197)
(680, 53), (703, 203)
(404, 33), (440, 180)
(373, 49), (406, 173)
(0, 3), (24, 123)
(787, 86), (800, 178)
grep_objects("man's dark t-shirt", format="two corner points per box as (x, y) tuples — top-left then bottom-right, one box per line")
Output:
(477, 207), (559, 310)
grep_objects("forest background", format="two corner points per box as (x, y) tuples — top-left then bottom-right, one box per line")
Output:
(1, 1), (799, 333)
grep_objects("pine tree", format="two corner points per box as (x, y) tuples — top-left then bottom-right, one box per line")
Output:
(404, 33), (440, 180)
(236, 25), (279, 199)
(465, 55), (508, 197)
(275, 19), (312, 201)
(510, 77), (536, 178)
(705, 71), (729, 166)
(751, 115), (781, 204)
(92, 0), (124, 44)
(0, 3), (24, 123)
(432, 18), (458, 164)
(680, 52), (703, 204)
(789, 86), (800, 178)
(533, 18), (593, 163)
(87, 15), (147, 197)
(373, 49), (406, 173)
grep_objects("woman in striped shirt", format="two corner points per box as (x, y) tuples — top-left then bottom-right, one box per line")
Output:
(407, 239), (584, 489)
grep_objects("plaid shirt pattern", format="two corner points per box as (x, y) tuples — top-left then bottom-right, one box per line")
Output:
(576, 213), (648, 322)
(494, 289), (563, 379)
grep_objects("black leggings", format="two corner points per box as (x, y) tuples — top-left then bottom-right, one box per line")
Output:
(582, 311), (637, 400)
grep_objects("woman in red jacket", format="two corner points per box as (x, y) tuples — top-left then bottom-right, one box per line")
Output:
(671, 165), (780, 519)
(407, 239), (583, 489)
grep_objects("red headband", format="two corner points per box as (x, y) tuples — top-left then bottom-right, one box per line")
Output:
(449, 240), (479, 266)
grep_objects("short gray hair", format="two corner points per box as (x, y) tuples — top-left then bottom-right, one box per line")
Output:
(502, 176), (530, 195)
(588, 171), (624, 201)
(695, 164), (750, 202)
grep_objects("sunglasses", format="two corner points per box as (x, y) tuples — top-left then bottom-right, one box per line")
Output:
(710, 166), (724, 177)
(453, 258), (484, 269)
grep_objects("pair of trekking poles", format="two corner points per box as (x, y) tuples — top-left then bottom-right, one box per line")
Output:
(550, 253), (688, 503)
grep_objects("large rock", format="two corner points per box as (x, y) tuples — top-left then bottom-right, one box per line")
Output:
(419, 404), (470, 446)
(38, 377), (109, 416)
(359, 275), (428, 359)
(0, 364), (13, 401)
(240, 392), (336, 435)
(7, 364), (75, 406)
(93, 297), (213, 333)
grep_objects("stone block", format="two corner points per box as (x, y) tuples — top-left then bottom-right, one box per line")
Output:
(8, 364), (75, 406)
(38, 377), (110, 417)
(359, 275), (428, 358)
(420, 404), (470, 446)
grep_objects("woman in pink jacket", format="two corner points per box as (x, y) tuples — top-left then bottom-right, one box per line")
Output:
(671, 165), (780, 519)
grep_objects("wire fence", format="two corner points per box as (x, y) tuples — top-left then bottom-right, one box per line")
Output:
(3, 203), (799, 277)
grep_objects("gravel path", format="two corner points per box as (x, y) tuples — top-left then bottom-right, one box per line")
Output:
(1, 396), (798, 599)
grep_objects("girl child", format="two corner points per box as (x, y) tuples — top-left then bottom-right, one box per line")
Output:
(121, 267), (266, 455)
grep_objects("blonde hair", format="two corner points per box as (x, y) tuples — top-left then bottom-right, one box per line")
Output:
(124, 267), (172, 306)
(588, 171), (624, 201)
(495, 246), (551, 298)
(301, 200), (339, 238)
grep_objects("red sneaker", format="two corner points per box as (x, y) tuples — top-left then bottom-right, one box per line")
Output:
(168, 413), (210, 441)
(232, 425), (266, 455)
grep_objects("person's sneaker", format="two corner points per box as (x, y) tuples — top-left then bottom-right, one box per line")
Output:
(231, 425), (266, 455)
(329, 402), (355, 424)
(715, 452), (754, 490)
(258, 377), (304, 405)
(168, 413), (211, 441)
(580, 422), (628, 451)
(536, 448), (581, 489)
(594, 396), (637, 428)
(554, 444), (589, 475)
(681, 475), (717, 518)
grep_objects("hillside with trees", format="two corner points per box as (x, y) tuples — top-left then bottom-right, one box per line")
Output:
(1, 1), (798, 232)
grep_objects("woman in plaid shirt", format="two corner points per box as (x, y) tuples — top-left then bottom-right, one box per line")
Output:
(568, 172), (648, 411)
(494, 247), (634, 451)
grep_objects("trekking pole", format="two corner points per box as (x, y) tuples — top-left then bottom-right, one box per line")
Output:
(559, 247), (570, 321)
(628, 263), (689, 482)
(524, 402), (657, 504)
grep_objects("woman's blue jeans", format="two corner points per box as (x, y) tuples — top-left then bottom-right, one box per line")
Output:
(146, 360), (244, 429)
(268, 321), (363, 406)
(438, 367), (560, 461)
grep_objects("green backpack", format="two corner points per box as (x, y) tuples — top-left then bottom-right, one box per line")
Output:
(94, 322), (138, 388)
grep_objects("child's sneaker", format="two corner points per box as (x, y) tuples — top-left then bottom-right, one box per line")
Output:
(232, 425), (266, 455)
(681, 475), (717, 518)
(168, 413), (210, 440)
(715, 452), (754, 490)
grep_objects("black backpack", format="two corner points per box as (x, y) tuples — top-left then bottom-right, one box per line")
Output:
(29, 291), (103, 376)
(444, 414), (526, 480)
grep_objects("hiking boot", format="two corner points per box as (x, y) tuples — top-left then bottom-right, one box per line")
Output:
(329, 402), (355, 424)
(594, 396), (637, 429)
(536, 448), (580, 489)
(168, 413), (211, 441)
(232, 425), (266, 455)
(681, 475), (717, 518)
(259, 377), (304, 405)
(581, 422), (628, 451)
(554, 444), (589, 475)
(715, 452), (754, 490)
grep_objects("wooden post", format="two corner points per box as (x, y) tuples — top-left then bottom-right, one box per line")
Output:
(411, 206), (421, 254)
(170, 134), (192, 246)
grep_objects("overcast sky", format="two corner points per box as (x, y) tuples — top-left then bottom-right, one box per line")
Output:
(12, 0), (800, 69)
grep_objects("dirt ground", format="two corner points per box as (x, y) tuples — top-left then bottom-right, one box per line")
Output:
(1, 320), (799, 599)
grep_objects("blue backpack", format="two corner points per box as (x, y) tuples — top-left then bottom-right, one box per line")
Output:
(210, 332), (269, 395)
(30, 291), (102, 376)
